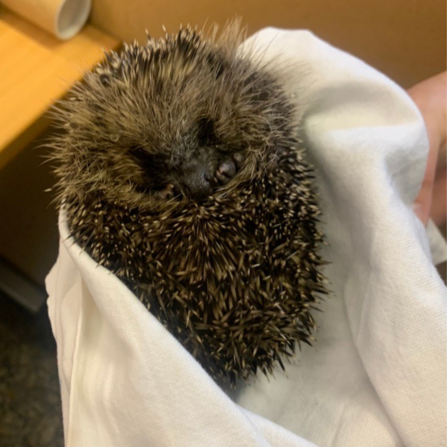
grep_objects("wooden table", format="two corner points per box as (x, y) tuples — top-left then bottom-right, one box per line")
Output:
(0, 8), (120, 311)
(0, 7), (120, 171)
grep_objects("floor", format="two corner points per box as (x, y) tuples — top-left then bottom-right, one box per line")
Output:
(0, 292), (64, 447)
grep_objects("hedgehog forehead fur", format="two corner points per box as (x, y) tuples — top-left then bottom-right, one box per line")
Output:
(51, 23), (326, 384)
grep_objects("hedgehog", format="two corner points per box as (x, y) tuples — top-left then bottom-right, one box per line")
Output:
(49, 23), (326, 385)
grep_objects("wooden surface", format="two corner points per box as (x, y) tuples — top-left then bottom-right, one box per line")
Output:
(0, 8), (120, 171)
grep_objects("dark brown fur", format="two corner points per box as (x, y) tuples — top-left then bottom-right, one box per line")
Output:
(49, 23), (326, 384)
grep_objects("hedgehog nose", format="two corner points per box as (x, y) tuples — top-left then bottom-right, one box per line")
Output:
(181, 166), (212, 200)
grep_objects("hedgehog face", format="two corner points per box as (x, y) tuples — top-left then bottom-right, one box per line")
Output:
(126, 117), (245, 200)
(53, 27), (294, 208)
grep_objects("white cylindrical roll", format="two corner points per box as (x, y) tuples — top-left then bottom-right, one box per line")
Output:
(1, 0), (92, 40)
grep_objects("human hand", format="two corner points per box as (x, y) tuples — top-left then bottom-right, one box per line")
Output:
(407, 72), (446, 226)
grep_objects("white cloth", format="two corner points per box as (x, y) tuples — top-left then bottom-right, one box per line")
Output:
(46, 28), (447, 447)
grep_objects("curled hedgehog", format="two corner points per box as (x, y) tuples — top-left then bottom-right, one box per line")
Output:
(49, 23), (326, 385)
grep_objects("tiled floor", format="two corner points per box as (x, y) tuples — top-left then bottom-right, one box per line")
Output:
(0, 293), (64, 447)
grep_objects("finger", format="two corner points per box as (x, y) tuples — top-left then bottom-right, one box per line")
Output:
(407, 72), (446, 225)
(412, 124), (439, 225)
(430, 161), (447, 226)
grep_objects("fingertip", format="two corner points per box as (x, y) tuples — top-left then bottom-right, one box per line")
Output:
(413, 199), (431, 226)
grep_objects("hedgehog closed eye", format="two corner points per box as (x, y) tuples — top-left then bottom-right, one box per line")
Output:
(155, 184), (176, 200)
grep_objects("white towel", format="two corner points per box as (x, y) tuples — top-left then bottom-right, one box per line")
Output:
(46, 28), (447, 447)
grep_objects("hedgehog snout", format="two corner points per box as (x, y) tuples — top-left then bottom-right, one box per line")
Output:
(177, 156), (240, 200)
(179, 161), (213, 200)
